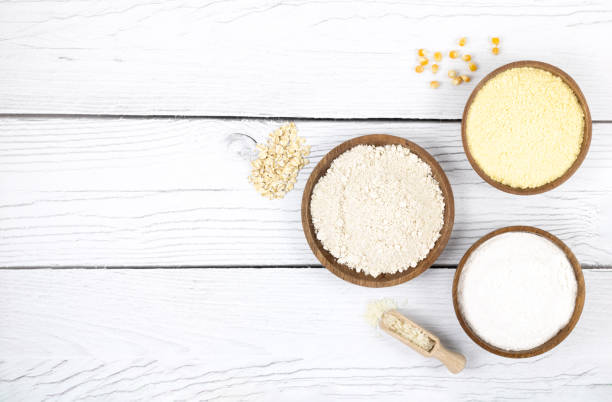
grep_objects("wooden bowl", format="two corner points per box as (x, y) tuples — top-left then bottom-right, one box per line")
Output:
(301, 134), (454, 288)
(452, 226), (585, 358)
(462, 61), (592, 195)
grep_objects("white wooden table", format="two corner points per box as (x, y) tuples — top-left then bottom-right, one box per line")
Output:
(1, 1), (611, 400)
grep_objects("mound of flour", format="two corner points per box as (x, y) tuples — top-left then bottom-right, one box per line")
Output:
(310, 144), (445, 277)
(458, 232), (578, 351)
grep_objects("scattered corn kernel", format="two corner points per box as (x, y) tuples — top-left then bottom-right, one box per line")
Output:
(492, 46), (500, 55)
(413, 38), (486, 88)
(492, 37), (500, 45)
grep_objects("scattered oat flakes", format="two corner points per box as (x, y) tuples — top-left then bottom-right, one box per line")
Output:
(248, 123), (310, 199)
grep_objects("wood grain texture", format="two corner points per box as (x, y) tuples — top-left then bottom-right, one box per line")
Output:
(452, 226), (585, 358)
(301, 134), (454, 287)
(1, 0), (612, 119)
(0, 268), (610, 401)
(462, 61), (593, 195)
(1, 117), (612, 267)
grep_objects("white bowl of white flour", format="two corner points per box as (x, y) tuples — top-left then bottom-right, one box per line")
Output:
(453, 226), (585, 358)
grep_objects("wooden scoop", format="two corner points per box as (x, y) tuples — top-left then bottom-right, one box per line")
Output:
(379, 310), (466, 374)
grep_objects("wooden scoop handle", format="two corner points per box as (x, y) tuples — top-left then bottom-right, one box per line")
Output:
(432, 344), (466, 374)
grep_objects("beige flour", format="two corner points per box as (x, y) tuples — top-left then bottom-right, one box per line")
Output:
(381, 313), (435, 352)
(364, 298), (397, 327)
(364, 299), (435, 352)
(310, 144), (445, 277)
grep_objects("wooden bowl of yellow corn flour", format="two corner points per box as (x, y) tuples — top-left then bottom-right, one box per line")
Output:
(462, 61), (592, 195)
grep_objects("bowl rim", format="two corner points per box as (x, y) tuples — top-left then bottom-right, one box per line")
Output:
(301, 134), (455, 288)
(461, 60), (592, 195)
(452, 225), (586, 358)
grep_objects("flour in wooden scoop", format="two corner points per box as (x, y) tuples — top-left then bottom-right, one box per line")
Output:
(310, 144), (445, 277)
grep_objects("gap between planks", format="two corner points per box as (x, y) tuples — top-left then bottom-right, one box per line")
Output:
(0, 113), (464, 123)
(0, 265), (607, 270)
(0, 113), (611, 124)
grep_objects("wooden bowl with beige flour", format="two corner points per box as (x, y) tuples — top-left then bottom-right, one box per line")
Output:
(452, 226), (585, 358)
(301, 135), (454, 288)
(462, 61), (592, 195)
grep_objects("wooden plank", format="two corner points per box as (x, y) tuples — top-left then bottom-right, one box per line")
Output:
(1, 0), (611, 119)
(1, 118), (611, 267)
(0, 268), (610, 401)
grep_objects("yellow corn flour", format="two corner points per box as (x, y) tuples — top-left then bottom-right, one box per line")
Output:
(465, 67), (584, 189)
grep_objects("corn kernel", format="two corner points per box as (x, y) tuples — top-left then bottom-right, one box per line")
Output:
(430, 81), (440, 89)
(434, 52), (442, 61)
(468, 62), (477, 71)
(419, 56), (429, 66)
(492, 37), (500, 45)
(431, 64), (439, 73)
(452, 77), (462, 85)
(415, 65), (424, 73)
(448, 70), (457, 78)
(460, 75), (471, 82)
(458, 37), (466, 46)
(462, 54), (471, 62)
(449, 50), (459, 59)
(418, 48), (426, 56)
(492, 46), (499, 55)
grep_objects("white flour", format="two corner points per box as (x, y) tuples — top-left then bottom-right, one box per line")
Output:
(458, 232), (577, 351)
(310, 144), (445, 277)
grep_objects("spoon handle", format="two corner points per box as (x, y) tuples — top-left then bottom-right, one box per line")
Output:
(432, 344), (466, 374)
